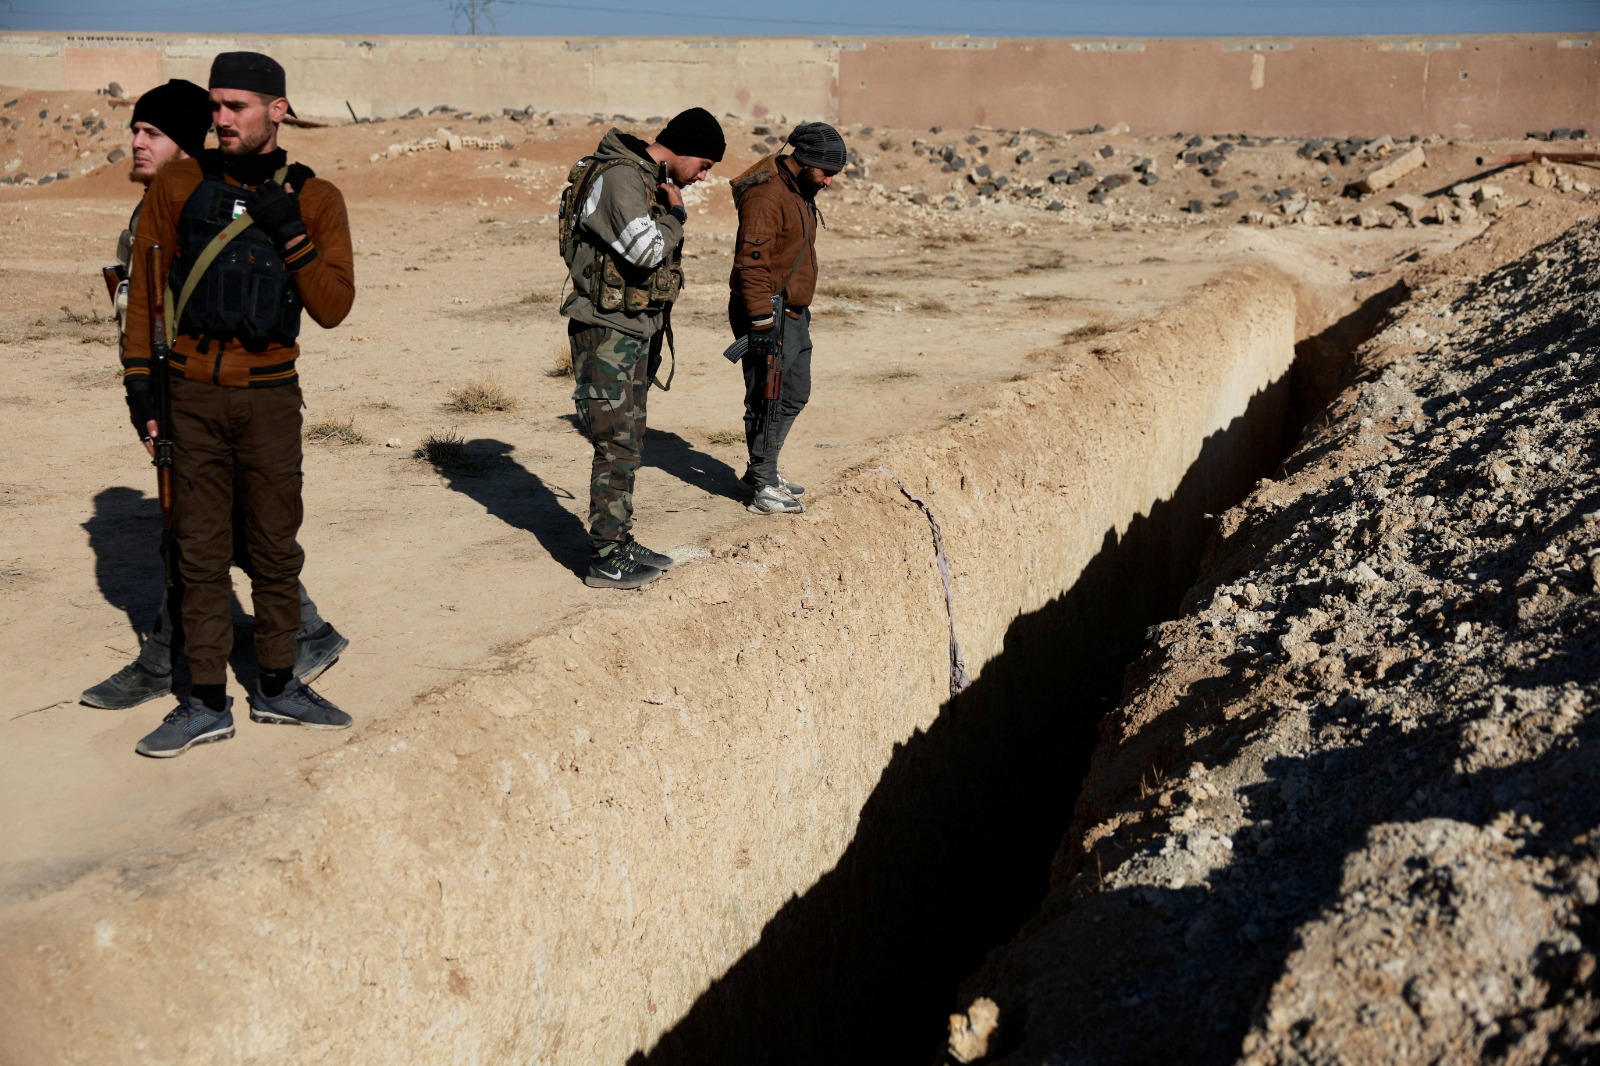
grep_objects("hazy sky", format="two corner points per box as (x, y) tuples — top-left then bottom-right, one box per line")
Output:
(5, 0), (1598, 39)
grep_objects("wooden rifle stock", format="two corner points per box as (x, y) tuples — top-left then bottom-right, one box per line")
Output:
(760, 294), (785, 450)
(146, 245), (177, 583)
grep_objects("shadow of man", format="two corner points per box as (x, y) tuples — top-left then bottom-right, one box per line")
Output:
(81, 485), (165, 646)
(556, 413), (745, 503)
(428, 438), (589, 576)
(644, 425), (743, 501)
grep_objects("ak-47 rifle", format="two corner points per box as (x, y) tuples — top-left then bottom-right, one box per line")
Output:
(146, 244), (177, 590)
(759, 293), (785, 451)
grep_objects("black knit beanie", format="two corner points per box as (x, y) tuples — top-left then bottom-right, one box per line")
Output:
(657, 107), (726, 162)
(130, 79), (211, 158)
(788, 122), (846, 172)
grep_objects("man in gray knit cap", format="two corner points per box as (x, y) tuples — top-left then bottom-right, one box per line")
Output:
(728, 121), (845, 514)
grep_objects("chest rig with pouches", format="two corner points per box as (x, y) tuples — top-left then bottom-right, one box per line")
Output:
(168, 156), (311, 352)
(558, 154), (683, 313)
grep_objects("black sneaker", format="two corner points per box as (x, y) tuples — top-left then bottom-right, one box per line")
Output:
(135, 696), (235, 758)
(82, 661), (173, 709)
(585, 545), (662, 589)
(294, 622), (349, 685)
(622, 537), (676, 571)
(248, 679), (353, 729)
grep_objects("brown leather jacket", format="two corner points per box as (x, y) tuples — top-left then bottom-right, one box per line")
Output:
(729, 155), (819, 323)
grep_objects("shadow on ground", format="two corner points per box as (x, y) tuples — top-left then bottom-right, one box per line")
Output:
(628, 371), (1292, 1064)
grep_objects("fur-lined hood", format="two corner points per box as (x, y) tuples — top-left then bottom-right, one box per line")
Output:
(730, 154), (783, 207)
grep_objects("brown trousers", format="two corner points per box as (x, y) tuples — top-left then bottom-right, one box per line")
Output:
(169, 376), (305, 684)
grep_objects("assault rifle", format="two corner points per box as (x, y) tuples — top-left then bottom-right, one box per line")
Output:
(759, 293), (785, 451)
(146, 244), (177, 591)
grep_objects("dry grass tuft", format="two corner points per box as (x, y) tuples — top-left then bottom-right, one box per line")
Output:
(305, 415), (368, 446)
(874, 368), (920, 383)
(548, 342), (574, 378)
(912, 297), (952, 314)
(519, 289), (558, 306)
(706, 428), (743, 447)
(1061, 320), (1115, 345)
(819, 281), (878, 301)
(445, 376), (521, 414)
(414, 429), (485, 471)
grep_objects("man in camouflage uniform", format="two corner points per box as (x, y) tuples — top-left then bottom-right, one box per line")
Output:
(81, 77), (347, 712)
(561, 108), (725, 588)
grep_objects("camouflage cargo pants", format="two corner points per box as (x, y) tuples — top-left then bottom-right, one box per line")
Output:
(569, 320), (659, 549)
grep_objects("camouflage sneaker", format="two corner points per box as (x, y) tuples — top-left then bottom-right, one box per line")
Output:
(748, 485), (805, 515)
(293, 622), (349, 685)
(622, 537), (676, 571)
(585, 544), (662, 590)
(82, 661), (173, 710)
(135, 697), (235, 758)
(247, 679), (353, 730)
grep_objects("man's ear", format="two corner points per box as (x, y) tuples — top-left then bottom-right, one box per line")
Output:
(268, 97), (290, 124)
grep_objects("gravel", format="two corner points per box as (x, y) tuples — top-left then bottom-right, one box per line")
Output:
(944, 210), (1600, 1064)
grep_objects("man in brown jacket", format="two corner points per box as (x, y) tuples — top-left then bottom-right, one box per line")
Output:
(122, 51), (355, 756)
(728, 122), (845, 514)
(82, 77), (347, 712)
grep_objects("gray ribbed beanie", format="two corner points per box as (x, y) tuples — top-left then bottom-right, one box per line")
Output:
(788, 122), (846, 172)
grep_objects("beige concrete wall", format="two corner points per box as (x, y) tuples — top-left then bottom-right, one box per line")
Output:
(840, 35), (1600, 138)
(0, 31), (1593, 135)
(0, 33), (840, 123)
(0, 269), (1298, 1064)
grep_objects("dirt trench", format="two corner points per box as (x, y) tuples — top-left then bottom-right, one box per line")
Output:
(0, 264), (1361, 1064)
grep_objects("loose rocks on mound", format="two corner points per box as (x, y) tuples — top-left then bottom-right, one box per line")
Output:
(944, 211), (1600, 1064)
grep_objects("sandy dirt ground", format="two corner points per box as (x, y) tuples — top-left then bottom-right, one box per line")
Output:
(2, 84), (1594, 1056)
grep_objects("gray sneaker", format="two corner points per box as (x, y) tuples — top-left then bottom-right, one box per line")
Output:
(248, 679), (353, 730)
(741, 471), (805, 497)
(82, 661), (173, 709)
(748, 485), (805, 515)
(135, 697), (235, 758)
(294, 622), (349, 685)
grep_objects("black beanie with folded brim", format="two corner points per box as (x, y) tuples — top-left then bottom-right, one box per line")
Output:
(208, 51), (297, 118)
(657, 107), (726, 162)
(788, 122), (846, 172)
(130, 79), (211, 159)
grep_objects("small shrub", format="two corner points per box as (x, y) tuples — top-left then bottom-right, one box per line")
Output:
(519, 290), (557, 306)
(912, 297), (951, 313)
(875, 368), (919, 382)
(445, 376), (520, 414)
(59, 304), (102, 326)
(304, 415), (368, 446)
(706, 429), (743, 447)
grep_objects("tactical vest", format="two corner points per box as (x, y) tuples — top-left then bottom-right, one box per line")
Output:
(168, 158), (301, 351)
(558, 155), (683, 314)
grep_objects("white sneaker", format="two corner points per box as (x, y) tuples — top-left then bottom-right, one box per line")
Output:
(747, 485), (805, 515)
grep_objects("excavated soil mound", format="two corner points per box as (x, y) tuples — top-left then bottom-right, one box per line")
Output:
(946, 209), (1600, 1064)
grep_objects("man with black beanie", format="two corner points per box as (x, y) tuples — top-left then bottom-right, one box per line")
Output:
(82, 76), (348, 714)
(120, 51), (356, 756)
(728, 121), (846, 515)
(560, 107), (725, 588)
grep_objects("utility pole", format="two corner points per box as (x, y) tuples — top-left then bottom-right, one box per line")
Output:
(450, 0), (500, 35)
